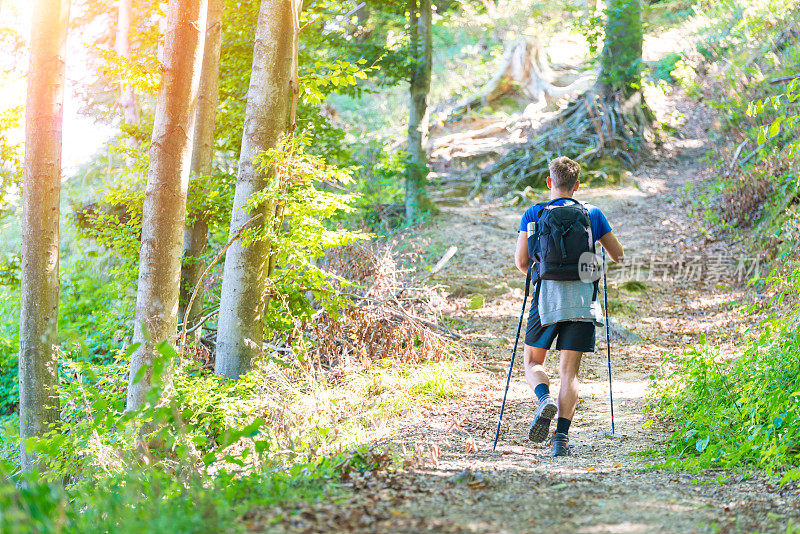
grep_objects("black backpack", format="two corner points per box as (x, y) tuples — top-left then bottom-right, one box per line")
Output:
(528, 197), (596, 282)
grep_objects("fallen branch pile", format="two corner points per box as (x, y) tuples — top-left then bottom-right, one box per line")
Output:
(311, 242), (460, 372)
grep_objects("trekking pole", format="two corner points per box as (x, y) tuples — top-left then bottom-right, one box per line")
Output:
(602, 247), (616, 436)
(492, 267), (530, 452)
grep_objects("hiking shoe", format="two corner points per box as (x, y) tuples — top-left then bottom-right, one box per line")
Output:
(528, 395), (557, 443)
(551, 432), (571, 457)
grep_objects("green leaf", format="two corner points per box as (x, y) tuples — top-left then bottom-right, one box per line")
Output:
(254, 439), (270, 454)
(131, 363), (149, 385)
(223, 454), (245, 467)
(468, 294), (484, 310)
(242, 418), (264, 438)
(695, 436), (710, 453)
(140, 322), (151, 343)
(767, 118), (783, 138)
(93, 399), (107, 413)
(155, 341), (177, 360)
(124, 342), (142, 359)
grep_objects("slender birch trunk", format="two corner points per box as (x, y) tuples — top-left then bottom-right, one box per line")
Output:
(214, 0), (292, 380)
(116, 0), (140, 126)
(126, 0), (207, 411)
(405, 0), (432, 221)
(178, 0), (223, 341)
(19, 0), (70, 472)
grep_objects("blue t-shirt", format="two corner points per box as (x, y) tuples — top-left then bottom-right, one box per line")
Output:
(518, 199), (612, 242)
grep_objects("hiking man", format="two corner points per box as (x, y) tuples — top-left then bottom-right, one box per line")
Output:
(514, 156), (624, 457)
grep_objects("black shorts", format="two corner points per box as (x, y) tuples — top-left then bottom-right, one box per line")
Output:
(524, 301), (596, 353)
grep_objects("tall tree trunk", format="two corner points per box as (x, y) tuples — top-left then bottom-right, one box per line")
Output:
(116, 0), (140, 126)
(19, 0), (70, 472)
(178, 0), (223, 342)
(405, 0), (432, 221)
(215, 0), (292, 380)
(598, 0), (643, 99)
(597, 0), (651, 132)
(126, 0), (207, 411)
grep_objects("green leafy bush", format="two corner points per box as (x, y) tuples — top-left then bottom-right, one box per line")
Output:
(353, 145), (406, 229)
(0, 341), (401, 532)
(0, 439), (391, 534)
(247, 134), (369, 335)
(0, 282), (19, 415)
(649, 269), (800, 480)
(650, 52), (682, 82)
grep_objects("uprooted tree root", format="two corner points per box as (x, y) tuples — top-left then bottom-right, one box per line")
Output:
(479, 88), (656, 193)
(435, 37), (595, 124)
(427, 37), (596, 175)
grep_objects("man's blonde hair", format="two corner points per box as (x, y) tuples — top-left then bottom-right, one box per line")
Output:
(549, 156), (581, 190)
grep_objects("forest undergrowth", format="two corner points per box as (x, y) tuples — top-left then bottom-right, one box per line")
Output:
(644, 0), (800, 481)
(0, 237), (466, 532)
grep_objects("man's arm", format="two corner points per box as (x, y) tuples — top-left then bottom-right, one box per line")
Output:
(515, 231), (529, 274)
(598, 232), (624, 262)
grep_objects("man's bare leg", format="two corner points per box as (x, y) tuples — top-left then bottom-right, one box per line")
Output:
(557, 349), (583, 419)
(523, 345), (548, 391)
(525, 345), (558, 442)
(551, 349), (583, 456)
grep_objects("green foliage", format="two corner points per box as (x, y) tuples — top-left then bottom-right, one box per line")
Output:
(248, 135), (370, 334)
(675, 0), (798, 240)
(670, 57), (702, 98)
(751, 78), (800, 157)
(352, 147), (406, 229)
(0, 444), (395, 534)
(568, 3), (605, 58)
(0, 329), (18, 416)
(0, 339), (409, 531)
(0, 248), (137, 415)
(184, 170), (236, 228)
(216, 0), (406, 163)
(0, 107), (22, 216)
(650, 52), (682, 82)
(409, 363), (458, 400)
(60, 258), (135, 359)
(0, 254), (19, 414)
(301, 58), (374, 107)
(71, 183), (145, 266)
(651, 4), (800, 479)
(71, 0), (163, 130)
(649, 268), (800, 478)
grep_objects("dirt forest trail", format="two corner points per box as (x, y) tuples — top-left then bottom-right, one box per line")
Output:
(278, 92), (800, 533)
